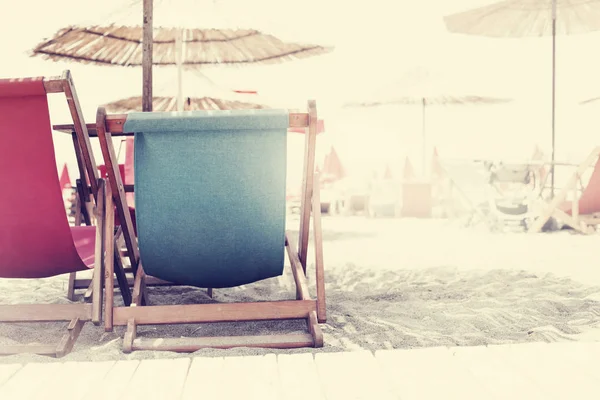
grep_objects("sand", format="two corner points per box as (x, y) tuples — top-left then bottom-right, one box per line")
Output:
(1, 216), (600, 364)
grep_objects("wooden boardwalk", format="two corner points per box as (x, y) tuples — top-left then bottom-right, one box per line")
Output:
(0, 341), (599, 399)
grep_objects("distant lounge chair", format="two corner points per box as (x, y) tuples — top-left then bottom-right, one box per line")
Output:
(0, 71), (129, 357)
(96, 101), (326, 352)
(484, 162), (541, 231)
(529, 147), (600, 234)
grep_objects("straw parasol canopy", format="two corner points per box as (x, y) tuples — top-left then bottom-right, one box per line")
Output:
(344, 66), (512, 175)
(31, 0), (334, 111)
(32, 26), (332, 68)
(444, 0), (600, 197)
(103, 95), (267, 113)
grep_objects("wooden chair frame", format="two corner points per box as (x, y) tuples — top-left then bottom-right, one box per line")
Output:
(46, 71), (132, 304)
(93, 101), (326, 352)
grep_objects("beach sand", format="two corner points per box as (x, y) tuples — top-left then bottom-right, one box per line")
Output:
(1, 216), (600, 364)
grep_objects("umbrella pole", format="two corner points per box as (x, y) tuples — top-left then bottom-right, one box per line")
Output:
(176, 30), (184, 112)
(422, 98), (427, 177)
(550, 0), (557, 198)
(142, 0), (153, 112)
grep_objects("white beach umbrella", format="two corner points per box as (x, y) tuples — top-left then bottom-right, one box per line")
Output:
(444, 0), (600, 197)
(344, 66), (512, 176)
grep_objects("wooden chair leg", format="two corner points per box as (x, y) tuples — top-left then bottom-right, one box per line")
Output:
(114, 247), (132, 306)
(67, 272), (76, 301)
(307, 311), (323, 348)
(123, 318), (137, 354)
(312, 174), (326, 323)
(131, 264), (147, 306)
(83, 283), (93, 301)
(55, 318), (85, 358)
(207, 288), (213, 298)
(66, 185), (83, 302)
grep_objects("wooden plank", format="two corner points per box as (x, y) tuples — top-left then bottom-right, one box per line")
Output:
(0, 304), (92, 322)
(82, 360), (140, 400)
(285, 233), (311, 300)
(487, 342), (599, 399)
(0, 362), (67, 398)
(121, 358), (190, 400)
(63, 70), (100, 197)
(315, 350), (396, 400)
(31, 361), (115, 400)
(53, 113), (310, 136)
(0, 345), (58, 356)
(43, 76), (65, 93)
(104, 182), (115, 330)
(91, 180), (105, 324)
(217, 355), (280, 400)
(448, 345), (551, 400)
(71, 133), (91, 208)
(312, 173), (326, 322)
(132, 333), (314, 351)
(298, 101), (318, 270)
(375, 346), (491, 400)
(277, 353), (325, 400)
(181, 357), (225, 400)
(113, 300), (316, 325)
(74, 275), (173, 289)
(96, 108), (140, 274)
(0, 364), (22, 389)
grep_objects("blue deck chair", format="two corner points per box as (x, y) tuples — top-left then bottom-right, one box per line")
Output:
(96, 101), (326, 352)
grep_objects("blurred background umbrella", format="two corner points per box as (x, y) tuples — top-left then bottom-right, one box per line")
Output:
(31, 0), (334, 111)
(444, 0), (600, 198)
(321, 146), (346, 183)
(580, 96), (600, 105)
(344, 66), (512, 176)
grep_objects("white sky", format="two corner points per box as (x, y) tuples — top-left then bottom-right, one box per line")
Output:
(2, 0), (600, 181)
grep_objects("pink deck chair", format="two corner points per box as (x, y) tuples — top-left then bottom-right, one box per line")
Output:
(560, 156), (600, 216)
(0, 71), (129, 357)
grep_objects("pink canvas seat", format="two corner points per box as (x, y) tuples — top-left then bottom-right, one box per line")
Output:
(0, 78), (98, 279)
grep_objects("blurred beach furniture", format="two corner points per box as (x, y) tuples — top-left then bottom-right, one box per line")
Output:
(529, 147), (600, 234)
(444, 0), (600, 197)
(483, 161), (542, 232)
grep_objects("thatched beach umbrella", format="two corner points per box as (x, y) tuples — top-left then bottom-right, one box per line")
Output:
(31, 0), (334, 111)
(444, 0), (600, 197)
(344, 67), (511, 176)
